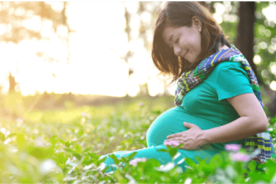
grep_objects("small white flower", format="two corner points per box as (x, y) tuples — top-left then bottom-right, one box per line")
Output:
(16, 118), (24, 127)
(97, 163), (106, 171)
(39, 159), (57, 175)
(35, 137), (47, 147)
(184, 178), (192, 184)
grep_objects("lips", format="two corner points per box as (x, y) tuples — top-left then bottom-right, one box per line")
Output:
(182, 49), (189, 59)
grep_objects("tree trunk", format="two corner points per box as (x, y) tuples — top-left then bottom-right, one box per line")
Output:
(8, 72), (16, 93)
(234, 2), (258, 79)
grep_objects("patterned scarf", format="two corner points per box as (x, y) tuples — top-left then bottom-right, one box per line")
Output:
(174, 45), (275, 163)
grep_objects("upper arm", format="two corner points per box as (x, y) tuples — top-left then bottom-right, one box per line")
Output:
(211, 62), (268, 131)
(227, 92), (268, 132)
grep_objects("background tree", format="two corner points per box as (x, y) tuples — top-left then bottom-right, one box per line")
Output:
(253, 2), (276, 117)
(234, 2), (257, 80)
(8, 72), (16, 92)
(0, 2), (71, 93)
(122, 2), (163, 96)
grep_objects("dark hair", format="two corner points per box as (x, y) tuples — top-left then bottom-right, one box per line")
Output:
(152, 2), (231, 83)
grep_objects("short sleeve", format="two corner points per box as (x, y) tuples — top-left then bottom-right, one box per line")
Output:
(209, 62), (254, 101)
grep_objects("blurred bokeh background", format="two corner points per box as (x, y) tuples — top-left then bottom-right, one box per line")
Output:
(0, 1), (276, 118)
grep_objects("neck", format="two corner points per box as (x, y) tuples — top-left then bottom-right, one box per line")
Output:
(201, 50), (215, 61)
(219, 44), (229, 50)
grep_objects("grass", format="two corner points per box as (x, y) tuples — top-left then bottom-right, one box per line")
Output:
(0, 92), (275, 183)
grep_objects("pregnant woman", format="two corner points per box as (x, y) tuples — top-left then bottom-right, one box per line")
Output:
(102, 2), (275, 172)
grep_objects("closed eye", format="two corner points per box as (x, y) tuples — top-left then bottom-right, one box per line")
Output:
(175, 38), (179, 44)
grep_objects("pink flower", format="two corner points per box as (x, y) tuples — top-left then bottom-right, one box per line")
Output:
(139, 103), (144, 107)
(231, 153), (250, 162)
(164, 140), (180, 147)
(129, 157), (146, 166)
(225, 144), (241, 152)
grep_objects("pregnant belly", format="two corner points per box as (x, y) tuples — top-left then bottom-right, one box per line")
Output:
(146, 106), (225, 148)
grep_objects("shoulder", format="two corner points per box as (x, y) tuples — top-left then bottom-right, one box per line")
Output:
(206, 61), (253, 101)
(206, 61), (250, 87)
(213, 61), (244, 73)
(210, 61), (248, 79)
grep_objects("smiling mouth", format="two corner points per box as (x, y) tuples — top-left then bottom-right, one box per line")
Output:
(182, 50), (188, 59)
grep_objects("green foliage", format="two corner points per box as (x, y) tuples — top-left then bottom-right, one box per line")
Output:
(254, 2), (276, 85)
(0, 94), (276, 183)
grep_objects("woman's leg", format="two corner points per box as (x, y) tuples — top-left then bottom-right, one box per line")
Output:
(102, 145), (186, 173)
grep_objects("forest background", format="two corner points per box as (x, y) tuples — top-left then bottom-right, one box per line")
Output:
(1, 2), (276, 116)
(0, 1), (276, 183)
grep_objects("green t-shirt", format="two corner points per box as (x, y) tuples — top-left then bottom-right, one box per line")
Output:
(146, 61), (255, 162)
(180, 61), (254, 149)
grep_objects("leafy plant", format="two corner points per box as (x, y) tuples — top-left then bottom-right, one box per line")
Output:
(0, 94), (275, 183)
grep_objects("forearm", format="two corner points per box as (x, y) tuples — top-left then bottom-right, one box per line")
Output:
(201, 117), (267, 144)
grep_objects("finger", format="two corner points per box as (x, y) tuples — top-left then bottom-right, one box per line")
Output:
(164, 139), (180, 147)
(183, 122), (194, 128)
(171, 139), (196, 150)
(167, 135), (182, 140)
(167, 133), (183, 139)
(169, 138), (185, 145)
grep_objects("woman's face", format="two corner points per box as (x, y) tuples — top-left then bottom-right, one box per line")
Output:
(162, 17), (202, 65)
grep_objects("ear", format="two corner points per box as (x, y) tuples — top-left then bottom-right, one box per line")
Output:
(192, 16), (202, 32)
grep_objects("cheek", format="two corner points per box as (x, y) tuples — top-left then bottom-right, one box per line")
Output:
(196, 36), (202, 53)
(189, 34), (201, 51)
(196, 33), (201, 46)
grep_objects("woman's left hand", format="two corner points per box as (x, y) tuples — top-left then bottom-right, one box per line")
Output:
(165, 122), (207, 150)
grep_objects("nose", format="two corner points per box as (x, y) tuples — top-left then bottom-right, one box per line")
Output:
(173, 46), (181, 57)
